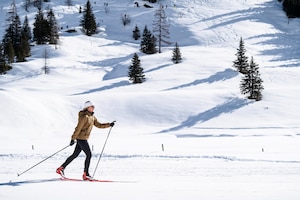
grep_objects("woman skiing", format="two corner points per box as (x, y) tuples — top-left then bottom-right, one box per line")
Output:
(56, 100), (115, 180)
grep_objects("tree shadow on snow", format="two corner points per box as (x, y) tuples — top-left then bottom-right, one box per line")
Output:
(81, 54), (133, 80)
(145, 63), (173, 73)
(71, 80), (130, 95)
(159, 97), (252, 133)
(164, 68), (238, 91)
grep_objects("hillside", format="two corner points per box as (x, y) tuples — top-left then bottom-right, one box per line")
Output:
(0, 1), (300, 199)
(1, 0), (299, 139)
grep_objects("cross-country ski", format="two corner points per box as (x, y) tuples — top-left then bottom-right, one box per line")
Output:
(60, 176), (113, 182)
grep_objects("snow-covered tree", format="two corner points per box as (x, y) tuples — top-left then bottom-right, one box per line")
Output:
(153, 4), (171, 53)
(233, 37), (249, 74)
(240, 57), (264, 101)
(128, 53), (145, 84)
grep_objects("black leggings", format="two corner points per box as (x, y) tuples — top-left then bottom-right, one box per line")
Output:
(62, 139), (92, 175)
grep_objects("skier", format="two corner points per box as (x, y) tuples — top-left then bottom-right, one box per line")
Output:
(56, 100), (115, 180)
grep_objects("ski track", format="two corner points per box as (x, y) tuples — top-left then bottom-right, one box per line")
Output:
(1, 152), (300, 181)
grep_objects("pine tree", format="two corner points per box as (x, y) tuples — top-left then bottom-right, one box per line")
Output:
(33, 8), (50, 44)
(140, 26), (157, 54)
(4, 40), (15, 64)
(13, 14), (26, 62)
(171, 42), (182, 64)
(21, 16), (31, 57)
(2, 1), (25, 62)
(0, 42), (12, 74)
(153, 4), (171, 53)
(233, 37), (249, 74)
(47, 9), (59, 44)
(282, 0), (300, 18)
(128, 53), (145, 84)
(22, 16), (32, 42)
(80, 0), (97, 36)
(132, 25), (140, 40)
(240, 57), (264, 101)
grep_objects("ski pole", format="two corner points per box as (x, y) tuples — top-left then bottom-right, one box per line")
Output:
(17, 144), (71, 177)
(92, 121), (115, 177)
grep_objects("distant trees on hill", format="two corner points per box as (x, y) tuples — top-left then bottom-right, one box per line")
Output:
(33, 8), (59, 45)
(1, 1), (32, 73)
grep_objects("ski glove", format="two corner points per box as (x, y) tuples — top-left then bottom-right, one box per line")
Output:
(110, 122), (115, 127)
(70, 140), (75, 146)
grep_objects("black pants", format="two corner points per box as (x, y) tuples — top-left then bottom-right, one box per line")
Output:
(62, 139), (92, 175)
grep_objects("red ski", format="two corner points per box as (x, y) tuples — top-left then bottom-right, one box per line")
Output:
(60, 176), (113, 182)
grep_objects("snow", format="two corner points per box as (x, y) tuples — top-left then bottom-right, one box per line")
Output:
(1, 0), (300, 199)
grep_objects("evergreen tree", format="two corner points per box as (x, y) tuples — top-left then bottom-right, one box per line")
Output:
(233, 37), (249, 74)
(132, 25), (140, 40)
(22, 16), (32, 42)
(140, 26), (157, 54)
(4, 40), (15, 64)
(2, 27), (15, 64)
(33, 8), (50, 44)
(0, 43), (12, 74)
(240, 57), (264, 101)
(2, 1), (23, 62)
(21, 16), (31, 57)
(13, 14), (25, 62)
(282, 0), (300, 18)
(171, 42), (182, 64)
(128, 53), (145, 84)
(153, 4), (171, 53)
(80, 0), (97, 36)
(47, 9), (59, 44)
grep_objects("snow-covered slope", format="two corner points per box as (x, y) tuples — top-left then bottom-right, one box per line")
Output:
(0, 0), (299, 199)
(0, 0), (299, 138)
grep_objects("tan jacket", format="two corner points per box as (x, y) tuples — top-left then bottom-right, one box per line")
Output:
(71, 110), (110, 140)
